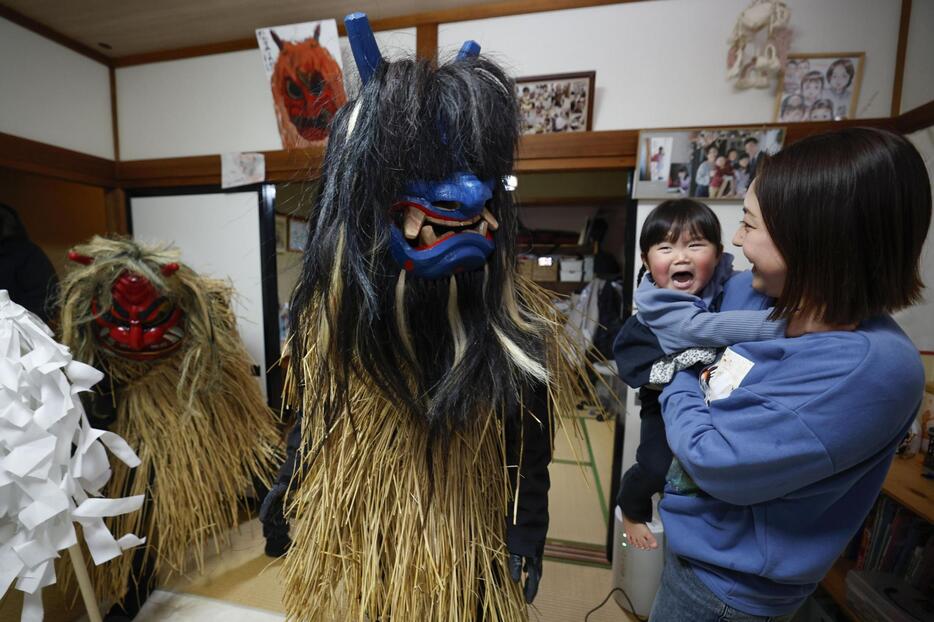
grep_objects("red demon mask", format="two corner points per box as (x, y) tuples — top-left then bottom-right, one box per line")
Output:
(270, 26), (347, 142)
(87, 265), (184, 361)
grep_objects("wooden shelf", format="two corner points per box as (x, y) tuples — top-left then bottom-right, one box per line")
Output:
(535, 280), (588, 295)
(820, 558), (858, 620)
(518, 243), (594, 255)
(820, 456), (932, 620)
(516, 196), (627, 208)
(881, 455), (933, 522)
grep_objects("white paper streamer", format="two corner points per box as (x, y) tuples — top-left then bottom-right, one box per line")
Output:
(0, 290), (146, 621)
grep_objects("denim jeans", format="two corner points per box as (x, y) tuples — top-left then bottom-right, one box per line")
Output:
(649, 547), (798, 622)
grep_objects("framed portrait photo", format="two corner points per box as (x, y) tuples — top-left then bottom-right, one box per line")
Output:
(515, 71), (595, 135)
(774, 53), (864, 122)
(634, 126), (786, 201)
(287, 216), (309, 252)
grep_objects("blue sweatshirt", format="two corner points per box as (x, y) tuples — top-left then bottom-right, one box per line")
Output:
(636, 254), (786, 355)
(658, 272), (925, 616)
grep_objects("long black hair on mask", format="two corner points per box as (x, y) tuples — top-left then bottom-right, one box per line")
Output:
(289, 55), (547, 444)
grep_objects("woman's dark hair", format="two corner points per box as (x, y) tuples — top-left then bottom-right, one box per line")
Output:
(640, 198), (723, 258)
(826, 58), (855, 89)
(755, 127), (931, 324)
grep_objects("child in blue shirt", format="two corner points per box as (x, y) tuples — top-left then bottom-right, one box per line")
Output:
(614, 199), (784, 550)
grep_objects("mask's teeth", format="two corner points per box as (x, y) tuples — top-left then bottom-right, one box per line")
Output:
(404, 206), (426, 239)
(420, 225), (437, 246)
(482, 208), (499, 231)
(478, 220), (488, 236)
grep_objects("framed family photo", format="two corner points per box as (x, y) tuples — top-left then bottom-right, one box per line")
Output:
(774, 53), (864, 122)
(634, 127), (786, 201)
(515, 71), (595, 135)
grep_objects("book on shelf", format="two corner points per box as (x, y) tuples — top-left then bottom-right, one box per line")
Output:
(845, 495), (933, 597)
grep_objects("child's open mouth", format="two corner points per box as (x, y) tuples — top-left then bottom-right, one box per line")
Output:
(671, 271), (695, 289)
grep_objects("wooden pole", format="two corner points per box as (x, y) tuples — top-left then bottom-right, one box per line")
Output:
(67, 544), (103, 622)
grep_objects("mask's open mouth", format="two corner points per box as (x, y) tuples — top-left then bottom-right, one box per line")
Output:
(97, 324), (185, 359)
(391, 201), (498, 249)
(291, 109), (332, 132)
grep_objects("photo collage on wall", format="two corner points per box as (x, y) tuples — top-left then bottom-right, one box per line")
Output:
(635, 127), (786, 200)
(515, 72), (595, 135)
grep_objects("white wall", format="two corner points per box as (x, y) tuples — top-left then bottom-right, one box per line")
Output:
(894, 126), (934, 352)
(0, 17), (113, 159)
(440, 0), (901, 130)
(117, 29), (415, 160)
(901, 0), (934, 114)
(117, 50), (281, 161)
(114, 1), (917, 160)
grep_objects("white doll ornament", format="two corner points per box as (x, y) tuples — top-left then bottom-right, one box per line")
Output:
(727, 0), (792, 89)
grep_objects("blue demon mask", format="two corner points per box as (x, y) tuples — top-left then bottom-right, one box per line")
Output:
(346, 14), (497, 280)
(388, 174), (498, 280)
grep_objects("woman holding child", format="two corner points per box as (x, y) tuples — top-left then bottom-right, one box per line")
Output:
(636, 128), (929, 620)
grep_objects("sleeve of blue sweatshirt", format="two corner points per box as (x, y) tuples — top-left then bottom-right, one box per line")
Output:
(660, 368), (834, 506)
(636, 276), (786, 355)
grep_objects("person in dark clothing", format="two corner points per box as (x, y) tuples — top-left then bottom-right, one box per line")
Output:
(0, 203), (59, 324)
(745, 136), (761, 181)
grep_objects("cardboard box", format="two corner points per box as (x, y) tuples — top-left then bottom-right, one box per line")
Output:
(532, 255), (558, 282)
(559, 257), (583, 282)
(516, 254), (536, 280)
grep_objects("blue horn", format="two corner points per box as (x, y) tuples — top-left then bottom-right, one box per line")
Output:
(344, 12), (383, 85)
(457, 40), (481, 61)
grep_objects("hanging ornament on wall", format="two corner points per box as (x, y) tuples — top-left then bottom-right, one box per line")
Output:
(727, 0), (792, 89)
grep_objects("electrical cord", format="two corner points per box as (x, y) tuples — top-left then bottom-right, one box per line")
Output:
(584, 586), (646, 621)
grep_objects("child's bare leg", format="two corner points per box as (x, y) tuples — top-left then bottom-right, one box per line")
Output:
(623, 515), (658, 550)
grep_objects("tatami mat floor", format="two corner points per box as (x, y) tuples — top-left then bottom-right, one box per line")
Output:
(550, 414), (616, 547)
(149, 517), (634, 622)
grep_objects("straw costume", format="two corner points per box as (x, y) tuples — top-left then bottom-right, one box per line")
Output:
(263, 13), (603, 621)
(58, 237), (279, 619)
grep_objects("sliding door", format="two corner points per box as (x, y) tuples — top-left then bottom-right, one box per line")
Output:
(128, 186), (280, 404)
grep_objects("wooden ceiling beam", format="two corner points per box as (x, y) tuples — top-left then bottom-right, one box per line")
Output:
(416, 23), (439, 64)
(891, 0), (912, 116)
(0, 4), (111, 66)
